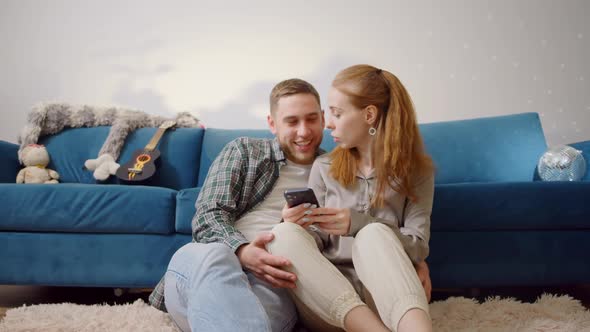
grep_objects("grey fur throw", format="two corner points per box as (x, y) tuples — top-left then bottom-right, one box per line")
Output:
(18, 102), (201, 181)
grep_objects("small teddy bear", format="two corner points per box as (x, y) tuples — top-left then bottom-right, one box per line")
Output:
(16, 144), (60, 184)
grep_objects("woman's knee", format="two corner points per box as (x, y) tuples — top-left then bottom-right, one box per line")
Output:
(268, 222), (317, 255)
(354, 223), (403, 254)
(271, 222), (314, 243)
(355, 223), (393, 242)
(272, 221), (307, 236)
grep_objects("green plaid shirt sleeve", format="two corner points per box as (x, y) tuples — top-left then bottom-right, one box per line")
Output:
(149, 282), (167, 311)
(192, 139), (251, 251)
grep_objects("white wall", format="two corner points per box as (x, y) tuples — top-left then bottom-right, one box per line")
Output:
(1, 0), (588, 146)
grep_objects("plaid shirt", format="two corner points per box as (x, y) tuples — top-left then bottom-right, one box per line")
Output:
(149, 137), (287, 311)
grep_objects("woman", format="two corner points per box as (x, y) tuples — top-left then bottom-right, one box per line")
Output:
(267, 64), (435, 332)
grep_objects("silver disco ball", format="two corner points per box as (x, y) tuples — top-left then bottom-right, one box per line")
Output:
(538, 145), (586, 181)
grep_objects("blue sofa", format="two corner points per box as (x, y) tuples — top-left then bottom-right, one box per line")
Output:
(1, 112), (589, 290)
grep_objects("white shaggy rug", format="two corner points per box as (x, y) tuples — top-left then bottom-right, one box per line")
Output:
(1, 294), (589, 332)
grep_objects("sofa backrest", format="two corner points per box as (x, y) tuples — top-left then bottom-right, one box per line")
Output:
(420, 112), (547, 184)
(40, 127), (204, 190)
(570, 140), (590, 181)
(197, 112), (547, 186)
(0, 140), (20, 183)
(38, 112), (545, 189)
(197, 128), (336, 186)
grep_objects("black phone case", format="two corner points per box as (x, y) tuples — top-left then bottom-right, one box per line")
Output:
(284, 188), (320, 208)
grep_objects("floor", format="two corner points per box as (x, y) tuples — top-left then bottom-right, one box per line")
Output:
(2, 284), (590, 320)
(0, 286), (152, 319)
(431, 284), (590, 308)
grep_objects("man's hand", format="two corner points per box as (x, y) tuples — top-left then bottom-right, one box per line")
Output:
(414, 261), (432, 302)
(236, 232), (297, 289)
(306, 207), (351, 236)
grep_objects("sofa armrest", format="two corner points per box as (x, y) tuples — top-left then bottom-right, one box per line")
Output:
(0, 140), (20, 183)
(570, 140), (590, 181)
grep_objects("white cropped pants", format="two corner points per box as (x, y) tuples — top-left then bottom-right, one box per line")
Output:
(267, 222), (429, 331)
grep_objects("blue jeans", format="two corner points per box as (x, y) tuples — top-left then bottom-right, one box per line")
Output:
(164, 242), (298, 332)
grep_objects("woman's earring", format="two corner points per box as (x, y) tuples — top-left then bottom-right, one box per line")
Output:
(369, 127), (377, 136)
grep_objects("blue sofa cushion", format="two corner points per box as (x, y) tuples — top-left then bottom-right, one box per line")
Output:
(197, 129), (274, 186)
(176, 187), (201, 234)
(40, 127), (204, 190)
(570, 140), (590, 181)
(0, 140), (19, 183)
(197, 128), (337, 186)
(197, 113), (547, 186)
(431, 181), (590, 231)
(420, 113), (547, 184)
(428, 230), (590, 287)
(0, 184), (177, 234)
(0, 232), (192, 287)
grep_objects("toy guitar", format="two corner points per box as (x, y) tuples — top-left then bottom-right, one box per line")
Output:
(116, 120), (176, 182)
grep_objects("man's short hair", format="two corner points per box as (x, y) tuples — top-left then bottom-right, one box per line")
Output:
(269, 78), (321, 114)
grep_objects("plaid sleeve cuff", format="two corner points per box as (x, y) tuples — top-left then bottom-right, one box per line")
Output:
(224, 233), (250, 253)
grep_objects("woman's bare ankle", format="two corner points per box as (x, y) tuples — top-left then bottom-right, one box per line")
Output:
(344, 305), (389, 332)
(397, 308), (432, 332)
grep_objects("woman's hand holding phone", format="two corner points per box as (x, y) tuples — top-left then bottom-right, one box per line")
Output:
(283, 188), (320, 229)
(307, 207), (352, 235)
(282, 203), (352, 235)
(282, 203), (317, 229)
(282, 188), (351, 234)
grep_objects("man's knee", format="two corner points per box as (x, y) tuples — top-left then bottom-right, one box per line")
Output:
(171, 242), (241, 273)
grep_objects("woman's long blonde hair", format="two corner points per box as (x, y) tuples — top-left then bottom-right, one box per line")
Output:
(329, 64), (434, 206)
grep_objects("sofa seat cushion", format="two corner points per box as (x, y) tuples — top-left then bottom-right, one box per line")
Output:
(431, 181), (590, 231)
(428, 230), (590, 287)
(0, 184), (177, 234)
(175, 187), (201, 234)
(0, 232), (192, 286)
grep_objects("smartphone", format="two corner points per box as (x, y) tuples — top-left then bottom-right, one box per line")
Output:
(284, 188), (320, 208)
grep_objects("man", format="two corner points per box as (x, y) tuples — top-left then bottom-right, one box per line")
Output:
(149, 78), (323, 331)
(149, 78), (431, 331)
